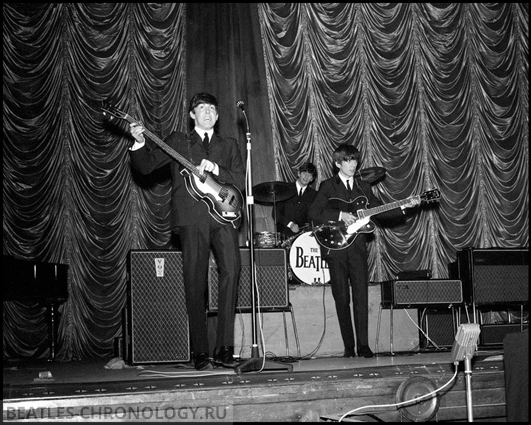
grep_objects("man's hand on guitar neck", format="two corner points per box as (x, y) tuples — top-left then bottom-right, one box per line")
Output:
(129, 123), (146, 151)
(400, 196), (421, 213)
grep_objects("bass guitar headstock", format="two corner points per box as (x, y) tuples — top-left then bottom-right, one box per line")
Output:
(101, 101), (136, 124)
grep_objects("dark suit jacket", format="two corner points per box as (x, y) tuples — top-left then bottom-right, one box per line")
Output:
(273, 183), (317, 238)
(130, 131), (245, 229)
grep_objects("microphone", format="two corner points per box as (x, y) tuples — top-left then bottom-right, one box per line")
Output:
(236, 99), (250, 135)
(450, 323), (480, 363)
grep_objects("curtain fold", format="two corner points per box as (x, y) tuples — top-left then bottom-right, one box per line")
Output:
(4, 3), (187, 360)
(258, 3), (528, 282)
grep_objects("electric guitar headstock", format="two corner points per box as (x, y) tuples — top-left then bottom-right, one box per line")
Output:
(419, 188), (441, 204)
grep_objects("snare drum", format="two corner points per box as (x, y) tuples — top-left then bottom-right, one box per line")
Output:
(254, 231), (283, 248)
(288, 231), (330, 285)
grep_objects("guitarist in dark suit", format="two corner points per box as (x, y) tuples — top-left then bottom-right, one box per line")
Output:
(308, 144), (419, 358)
(129, 92), (245, 371)
(273, 162), (318, 241)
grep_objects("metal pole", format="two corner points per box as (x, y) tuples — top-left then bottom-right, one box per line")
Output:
(464, 356), (474, 422)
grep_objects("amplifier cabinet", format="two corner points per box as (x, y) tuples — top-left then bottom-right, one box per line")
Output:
(208, 248), (288, 312)
(457, 248), (529, 305)
(480, 324), (529, 346)
(418, 309), (470, 348)
(381, 279), (463, 307)
(418, 309), (457, 348)
(127, 250), (190, 364)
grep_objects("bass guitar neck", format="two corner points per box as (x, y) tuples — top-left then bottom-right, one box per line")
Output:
(102, 102), (244, 226)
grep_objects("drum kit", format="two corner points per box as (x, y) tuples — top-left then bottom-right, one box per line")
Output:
(252, 167), (385, 285)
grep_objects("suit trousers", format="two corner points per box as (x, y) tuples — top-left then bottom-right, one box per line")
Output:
(324, 242), (370, 350)
(178, 217), (240, 355)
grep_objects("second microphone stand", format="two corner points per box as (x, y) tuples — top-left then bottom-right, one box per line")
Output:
(234, 103), (293, 374)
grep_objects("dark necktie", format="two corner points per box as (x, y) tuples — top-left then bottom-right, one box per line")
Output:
(202, 132), (209, 153)
(346, 179), (352, 199)
(299, 188), (303, 198)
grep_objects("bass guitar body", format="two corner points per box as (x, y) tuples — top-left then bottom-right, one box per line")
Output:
(181, 169), (243, 225)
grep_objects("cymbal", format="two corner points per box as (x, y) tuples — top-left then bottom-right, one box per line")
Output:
(253, 181), (296, 203)
(355, 167), (386, 184)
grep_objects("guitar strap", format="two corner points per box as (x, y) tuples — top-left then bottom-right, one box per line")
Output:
(186, 135), (194, 164)
(354, 177), (369, 199)
(355, 177), (376, 211)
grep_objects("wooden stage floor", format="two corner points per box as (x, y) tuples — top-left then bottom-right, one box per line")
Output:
(4, 348), (507, 422)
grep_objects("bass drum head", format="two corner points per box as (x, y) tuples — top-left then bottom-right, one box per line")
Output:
(288, 231), (330, 285)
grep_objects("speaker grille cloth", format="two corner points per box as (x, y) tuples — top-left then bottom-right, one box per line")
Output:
(208, 249), (288, 311)
(421, 311), (456, 347)
(474, 265), (528, 304)
(394, 280), (462, 306)
(129, 251), (189, 363)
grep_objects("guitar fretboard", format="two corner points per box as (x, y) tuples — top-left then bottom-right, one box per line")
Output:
(358, 197), (416, 219)
(123, 113), (201, 179)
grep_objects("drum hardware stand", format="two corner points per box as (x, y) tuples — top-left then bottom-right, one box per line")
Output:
(375, 302), (416, 357)
(253, 181), (293, 247)
(235, 100), (292, 374)
(272, 198), (280, 247)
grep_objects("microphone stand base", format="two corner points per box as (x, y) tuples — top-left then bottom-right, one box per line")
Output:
(235, 357), (293, 374)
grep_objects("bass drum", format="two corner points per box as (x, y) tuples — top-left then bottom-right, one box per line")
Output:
(288, 231), (330, 285)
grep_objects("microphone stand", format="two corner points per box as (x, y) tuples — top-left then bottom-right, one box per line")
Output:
(235, 102), (293, 374)
(451, 324), (481, 422)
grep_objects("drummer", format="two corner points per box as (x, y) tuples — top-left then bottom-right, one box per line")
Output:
(272, 162), (318, 241)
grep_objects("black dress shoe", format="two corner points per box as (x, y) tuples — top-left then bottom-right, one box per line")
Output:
(357, 345), (374, 358)
(194, 352), (213, 371)
(213, 346), (237, 368)
(343, 347), (355, 358)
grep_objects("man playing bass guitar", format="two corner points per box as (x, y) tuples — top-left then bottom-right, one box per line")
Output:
(308, 144), (420, 359)
(129, 92), (245, 371)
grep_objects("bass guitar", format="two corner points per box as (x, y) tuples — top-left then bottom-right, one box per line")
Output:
(313, 189), (440, 250)
(102, 102), (244, 227)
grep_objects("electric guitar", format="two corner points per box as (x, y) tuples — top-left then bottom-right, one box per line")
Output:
(102, 102), (244, 227)
(313, 189), (440, 250)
